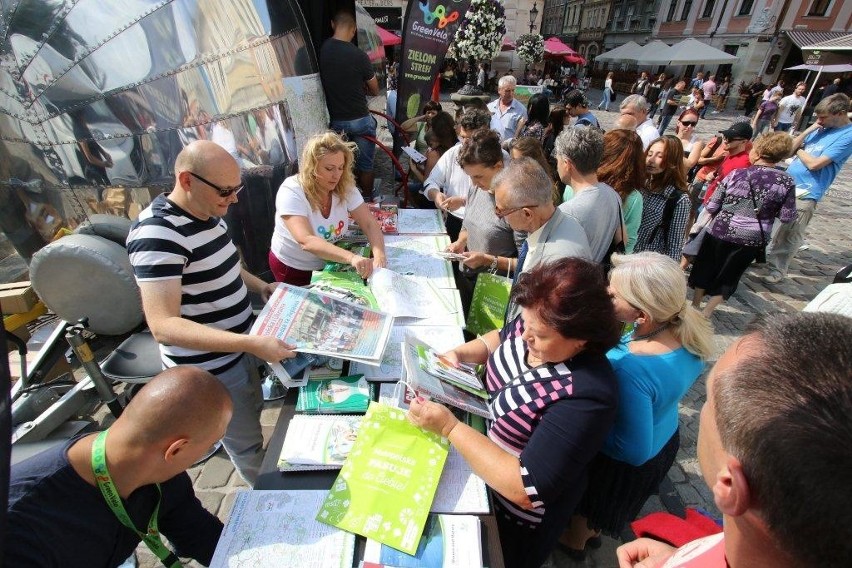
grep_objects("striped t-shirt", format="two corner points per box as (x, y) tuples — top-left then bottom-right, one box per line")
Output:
(127, 194), (253, 375)
(486, 316), (618, 530)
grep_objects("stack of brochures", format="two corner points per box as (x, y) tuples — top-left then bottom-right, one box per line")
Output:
(296, 374), (374, 414)
(277, 415), (362, 471)
(401, 337), (492, 419)
(304, 357), (344, 381)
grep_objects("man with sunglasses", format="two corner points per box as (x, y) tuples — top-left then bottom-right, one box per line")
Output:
(127, 140), (295, 486)
(701, 121), (753, 207)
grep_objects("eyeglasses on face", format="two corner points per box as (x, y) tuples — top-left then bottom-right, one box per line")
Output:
(680, 121), (698, 127)
(188, 172), (244, 197)
(723, 137), (746, 143)
(494, 204), (538, 219)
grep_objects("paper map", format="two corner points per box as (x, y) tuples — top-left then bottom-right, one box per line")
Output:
(351, 324), (465, 382)
(398, 208), (447, 235)
(384, 235), (454, 288)
(209, 490), (354, 568)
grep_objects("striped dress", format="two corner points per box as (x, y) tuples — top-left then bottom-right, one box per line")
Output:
(487, 316), (618, 567)
(126, 194), (253, 375)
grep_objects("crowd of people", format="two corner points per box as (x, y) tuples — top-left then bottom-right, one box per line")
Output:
(6, 12), (852, 566)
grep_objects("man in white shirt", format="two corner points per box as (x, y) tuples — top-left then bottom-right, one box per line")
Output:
(775, 82), (808, 132)
(423, 108), (492, 240)
(487, 75), (528, 142)
(620, 95), (658, 150)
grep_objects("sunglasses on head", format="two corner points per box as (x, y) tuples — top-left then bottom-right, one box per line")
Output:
(680, 121), (698, 127)
(188, 172), (244, 197)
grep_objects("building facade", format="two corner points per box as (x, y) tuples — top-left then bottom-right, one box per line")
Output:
(604, 0), (663, 50)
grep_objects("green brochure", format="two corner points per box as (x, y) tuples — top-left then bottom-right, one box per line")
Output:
(296, 374), (374, 414)
(316, 402), (449, 555)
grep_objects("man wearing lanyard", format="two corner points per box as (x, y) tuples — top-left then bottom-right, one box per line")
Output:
(764, 93), (852, 284)
(6, 367), (230, 567)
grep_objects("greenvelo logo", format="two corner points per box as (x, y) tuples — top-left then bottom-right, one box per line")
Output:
(417, 1), (461, 28)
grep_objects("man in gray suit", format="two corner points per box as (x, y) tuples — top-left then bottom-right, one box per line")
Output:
(493, 158), (591, 321)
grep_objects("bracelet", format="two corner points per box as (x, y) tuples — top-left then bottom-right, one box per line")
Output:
(477, 336), (493, 355)
(488, 255), (498, 272)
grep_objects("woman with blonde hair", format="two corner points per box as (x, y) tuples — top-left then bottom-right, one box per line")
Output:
(560, 251), (714, 559)
(269, 131), (387, 285)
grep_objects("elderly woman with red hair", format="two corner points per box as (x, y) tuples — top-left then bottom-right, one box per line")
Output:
(408, 258), (621, 568)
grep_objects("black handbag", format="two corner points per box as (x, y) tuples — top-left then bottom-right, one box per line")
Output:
(746, 171), (768, 264)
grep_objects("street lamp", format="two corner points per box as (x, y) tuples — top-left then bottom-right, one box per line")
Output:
(529, 1), (539, 33)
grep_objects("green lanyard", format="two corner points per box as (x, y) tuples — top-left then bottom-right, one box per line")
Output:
(91, 430), (181, 568)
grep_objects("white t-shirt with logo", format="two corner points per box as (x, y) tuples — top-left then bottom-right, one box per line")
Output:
(270, 174), (364, 270)
(777, 94), (806, 125)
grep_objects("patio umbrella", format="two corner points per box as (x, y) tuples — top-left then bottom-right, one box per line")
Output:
(564, 53), (586, 65)
(639, 38), (737, 65)
(543, 37), (580, 58)
(501, 37), (515, 51)
(631, 40), (671, 65)
(595, 41), (642, 63)
(376, 25), (401, 47)
(784, 63), (852, 115)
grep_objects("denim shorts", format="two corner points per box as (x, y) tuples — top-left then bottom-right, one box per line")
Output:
(330, 115), (377, 172)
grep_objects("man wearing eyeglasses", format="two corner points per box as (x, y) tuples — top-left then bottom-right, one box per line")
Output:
(127, 140), (295, 486)
(493, 159), (590, 321)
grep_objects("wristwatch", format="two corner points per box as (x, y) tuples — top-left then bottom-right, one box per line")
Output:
(488, 255), (498, 272)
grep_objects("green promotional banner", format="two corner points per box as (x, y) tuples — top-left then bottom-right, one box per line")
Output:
(316, 402), (449, 555)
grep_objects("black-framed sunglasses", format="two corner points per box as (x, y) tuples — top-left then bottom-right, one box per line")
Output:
(188, 172), (244, 198)
(723, 137), (746, 143)
(495, 204), (538, 219)
(680, 121), (698, 127)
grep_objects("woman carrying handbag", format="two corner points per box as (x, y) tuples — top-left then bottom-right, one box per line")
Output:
(688, 132), (797, 317)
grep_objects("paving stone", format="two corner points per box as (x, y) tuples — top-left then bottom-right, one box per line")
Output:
(194, 454), (235, 489)
(195, 490), (225, 516)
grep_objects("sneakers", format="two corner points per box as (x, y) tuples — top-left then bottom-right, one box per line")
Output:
(764, 272), (784, 284)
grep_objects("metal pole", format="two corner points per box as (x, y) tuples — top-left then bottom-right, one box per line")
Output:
(65, 323), (123, 418)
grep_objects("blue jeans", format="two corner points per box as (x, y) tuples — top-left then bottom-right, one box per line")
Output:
(598, 88), (613, 110)
(658, 113), (675, 135)
(330, 115), (377, 171)
(775, 122), (793, 132)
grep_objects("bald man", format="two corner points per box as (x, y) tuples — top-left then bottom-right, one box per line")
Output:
(7, 367), (231, 567)
(126, 140), (293, 484)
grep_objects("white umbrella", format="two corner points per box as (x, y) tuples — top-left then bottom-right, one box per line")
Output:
(632, 40), (672, 65)
(596, 41), (642, 63)
(784, 63), (852, 123)
(639, 38), (737, 65)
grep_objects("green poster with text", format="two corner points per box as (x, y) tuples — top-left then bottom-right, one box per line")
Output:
(316, 402), (449, 555)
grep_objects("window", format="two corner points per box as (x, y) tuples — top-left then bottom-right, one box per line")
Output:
(737, 0), (754, 15)
(625, 5), (634, 29)
(806, 0), (832, 16)
(680, 0), (692, 20)
(702, 0), (716, 17)
(666, 0), (678, 22)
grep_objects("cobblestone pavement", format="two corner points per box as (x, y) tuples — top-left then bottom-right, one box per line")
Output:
(132, 90), (852, 568)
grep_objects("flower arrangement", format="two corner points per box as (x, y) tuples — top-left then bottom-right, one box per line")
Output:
(516, 33), (544, 65)
(450, 0), (507, 64)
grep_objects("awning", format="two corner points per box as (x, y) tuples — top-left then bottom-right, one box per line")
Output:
(501, 37), (515, 52)
(376, 25), (401, 47)
(801, 34), (852, 51)
(631, 40), (672, 64)
(785, 64), (852, 73)
(785, 30), (848, 49)
(543, 37), (580, 58)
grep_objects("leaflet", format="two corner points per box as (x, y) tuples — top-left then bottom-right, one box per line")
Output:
(368, 268), (455, 319)
(210, 490), (355, 568)
(278, 415), (362, 471)
(352, 324), (465, 382)
(398, 208), (446, 235)
(362, 514), (483, 567)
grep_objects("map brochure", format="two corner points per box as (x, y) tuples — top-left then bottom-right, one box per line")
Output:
(401, 338), (492, 419)
(431, 447), (490, 514)
(401, 146), (427, 164)
(250, 283), (393, 370)
(397, 208), (446, 235)
(362, 514), (483, 567)
(351, 324), (465, 382)
(209, 489), (355, 568)
(383, 235), (454, 288)
(278, 415), (362, 471)
(296, 374), (374, 414)
(317, 402), (449, 555)
(368, 268), (456, 320)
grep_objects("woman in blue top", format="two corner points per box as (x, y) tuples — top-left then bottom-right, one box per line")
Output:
(560, 251), (715, 558)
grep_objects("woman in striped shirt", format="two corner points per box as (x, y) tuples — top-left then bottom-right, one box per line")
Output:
(408, 258), (621, 568)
